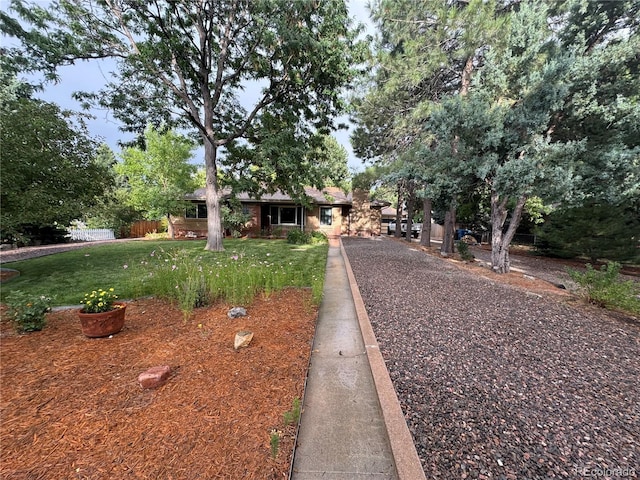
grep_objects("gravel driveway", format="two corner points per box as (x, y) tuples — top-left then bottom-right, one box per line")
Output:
(342, 237), (639, 480)
(0, 239), (139, 264)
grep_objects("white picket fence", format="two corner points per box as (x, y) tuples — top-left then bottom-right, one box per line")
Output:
(67, 228), (115, 242)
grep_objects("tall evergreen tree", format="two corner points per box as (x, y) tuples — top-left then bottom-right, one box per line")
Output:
(351, 0), (511, 252)
(550, 0), (640, 210)
(355, 0), (639, 272)
(427, 0), (639, 272)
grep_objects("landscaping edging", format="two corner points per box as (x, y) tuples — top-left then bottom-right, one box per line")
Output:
(340, 239), (426, 480)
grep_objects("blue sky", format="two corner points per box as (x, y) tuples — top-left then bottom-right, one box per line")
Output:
(11, 0), (375, 173)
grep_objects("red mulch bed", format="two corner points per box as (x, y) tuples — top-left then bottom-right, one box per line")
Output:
(1, 289), (317, 480)
(0, 269), (20, 282)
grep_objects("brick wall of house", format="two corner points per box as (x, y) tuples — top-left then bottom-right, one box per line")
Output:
(242, 204), (262, 236)
(172, 190), (382, 239)
(305, 206), (343, 237)
(348, 190), (381, 236)
(172, 217), (208, 238)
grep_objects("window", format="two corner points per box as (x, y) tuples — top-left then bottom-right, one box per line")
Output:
(198, 204), (207, 218)
(320, 207), (332, 226)
(185, 203), (207, 219)
(270, 206), (298, 225)
(280, 207), (296, 224)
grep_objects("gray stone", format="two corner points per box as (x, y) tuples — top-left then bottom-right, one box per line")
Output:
(227, 306), (247, 318)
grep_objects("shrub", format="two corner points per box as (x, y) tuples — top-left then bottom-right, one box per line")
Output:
(287, 229), (310, 245)
(287, 230), (328, 245)
(221, 203), (251, 238)
(271, 227), (286, 238)
(5, 290), (52, 333)
(535, 202), (640, 263)
(7, 224), (71, 247)
(309, 231), (328, 244)
(144, 231), (169, 240)
(456, 241), (475, 262)
(568, 262), (640, 314)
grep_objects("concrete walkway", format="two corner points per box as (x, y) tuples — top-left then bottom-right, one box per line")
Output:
(291, 239), (425, 480)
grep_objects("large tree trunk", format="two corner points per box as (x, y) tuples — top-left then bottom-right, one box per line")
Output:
(441, 203), (456, 256)
(166, 213), (175, 240)
(204, 140), (225, 251)
(394, 183), (403, 238)
(405, 190), (415, 243)
(420, 197), (432, 247)
(439, 57), (472, 255)
(490, 191), (527, 273)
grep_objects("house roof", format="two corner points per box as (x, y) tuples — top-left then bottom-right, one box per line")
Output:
(370, 199), (391, 209)
(185, 186), (352, 205)
(381, 206), (398, 216)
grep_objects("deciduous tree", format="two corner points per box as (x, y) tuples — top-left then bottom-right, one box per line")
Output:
(116, 125), (198, 238)
(0, 86), (111, 243)
(2, 0), (363, 250)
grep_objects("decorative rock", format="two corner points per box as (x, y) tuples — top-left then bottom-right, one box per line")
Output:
(138, 365), (171, 389)
(234, 330), (254, 350)
(227, 307), (247, 319)
(461, 234), (478, 245)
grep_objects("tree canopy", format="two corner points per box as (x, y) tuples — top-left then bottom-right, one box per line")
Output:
(351, 0), (640, 271)
(352, 0), (514, 252)
(0, 83), (111, 244)
(116, 125), (199, 237)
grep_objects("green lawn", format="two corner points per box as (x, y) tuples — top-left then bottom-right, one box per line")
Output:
(0, 239), (328, 308)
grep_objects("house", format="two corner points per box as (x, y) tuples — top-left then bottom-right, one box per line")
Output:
(172, 187), (389, 239)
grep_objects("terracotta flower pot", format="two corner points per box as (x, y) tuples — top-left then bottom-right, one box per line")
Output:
(78, 302), (126, 338)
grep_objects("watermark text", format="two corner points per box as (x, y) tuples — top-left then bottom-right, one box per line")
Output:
(574, 466), (636, 478)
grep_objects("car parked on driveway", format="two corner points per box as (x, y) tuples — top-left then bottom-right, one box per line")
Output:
(388, 220), (422, 238)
